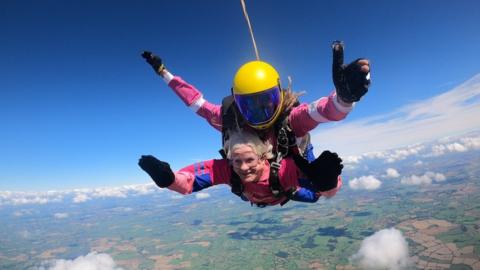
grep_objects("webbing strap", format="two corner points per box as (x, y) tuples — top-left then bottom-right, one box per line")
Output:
(269, 161), (283, 197)
(230, 170), (243, 198)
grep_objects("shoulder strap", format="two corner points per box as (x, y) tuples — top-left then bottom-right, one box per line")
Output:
(269, 161), (284, 197)
(220, 95), (247, 159)
(219, 95), (234, 159)
(230, 169), (244, 198)
(221, 95), (236, 131)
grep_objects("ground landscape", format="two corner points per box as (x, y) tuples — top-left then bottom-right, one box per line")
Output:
(1, 134), (479, 269)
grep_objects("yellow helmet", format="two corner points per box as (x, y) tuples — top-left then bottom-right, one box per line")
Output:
(232, 61), (284, 130)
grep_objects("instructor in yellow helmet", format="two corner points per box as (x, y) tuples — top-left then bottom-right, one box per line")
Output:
(232, 60), (284, 130)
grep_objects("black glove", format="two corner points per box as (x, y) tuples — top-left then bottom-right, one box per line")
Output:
(141, 51), (165, 74)
(138, 155), (174, 188)
(298, 150), (343, 192)
(332, 41), (371, 103)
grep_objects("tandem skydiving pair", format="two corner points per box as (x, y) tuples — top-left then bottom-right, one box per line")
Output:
(139, 41), (371, 207)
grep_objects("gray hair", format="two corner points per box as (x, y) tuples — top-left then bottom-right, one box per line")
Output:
(223, 129), (274, 160)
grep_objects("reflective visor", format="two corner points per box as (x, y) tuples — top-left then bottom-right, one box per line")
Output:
(234, 86), (281, 126)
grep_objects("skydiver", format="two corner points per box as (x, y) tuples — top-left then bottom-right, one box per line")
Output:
(139, 129), (344, 206)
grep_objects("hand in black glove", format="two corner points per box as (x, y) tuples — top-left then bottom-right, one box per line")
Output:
(332, 41), (371, 103)
(304, 150), (343, 192)
(141, 51), (165, 74)
(138, 155), (174, 188)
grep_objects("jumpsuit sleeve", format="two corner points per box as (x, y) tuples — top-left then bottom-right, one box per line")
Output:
(163, 71), (223, 131)
(280, 159), (320, 203)
(288, 91), (355, 138)
(293, 176), (343, 202)
(282, 159), (342, 203)
(291, 187), (320, 203)
(167, 159), (232, 195)
(296, 171), (343, 199)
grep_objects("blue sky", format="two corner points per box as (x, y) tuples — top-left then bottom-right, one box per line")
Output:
(1, 0), (479, 191)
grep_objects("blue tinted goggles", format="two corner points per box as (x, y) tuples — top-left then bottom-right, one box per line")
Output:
(234, 86), (281, 126)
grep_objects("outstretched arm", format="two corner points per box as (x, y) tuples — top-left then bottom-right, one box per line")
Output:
(141, 51), (223, 131)
(332, 41), (371, 104)
(138, 155), (231, 195)
(288, 42), (371, 138)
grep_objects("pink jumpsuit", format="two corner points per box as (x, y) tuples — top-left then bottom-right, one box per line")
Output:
(169, 158), (341, 206)
(160, 72), (350, 205)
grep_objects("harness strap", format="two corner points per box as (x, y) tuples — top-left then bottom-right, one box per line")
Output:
(221, 95), (235, 145)
(230, 170), (243, 198)
(267, 116), (298, 198)
(269, 161), (283, 197)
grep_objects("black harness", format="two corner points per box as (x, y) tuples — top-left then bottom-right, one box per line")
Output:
(220, 95), (307, 207)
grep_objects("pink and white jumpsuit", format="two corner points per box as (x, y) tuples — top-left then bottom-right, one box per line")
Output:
(159, 71), (353, 205)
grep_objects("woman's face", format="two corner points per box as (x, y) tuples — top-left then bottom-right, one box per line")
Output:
(230, 144), (266, 183)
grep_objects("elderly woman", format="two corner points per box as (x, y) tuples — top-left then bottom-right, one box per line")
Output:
(139, 130), (343, 207)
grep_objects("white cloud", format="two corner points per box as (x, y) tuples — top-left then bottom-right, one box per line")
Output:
(311, 74), (480, 156)
(73, 193), (90, 203)
(195, 193), (210, 199)
(349, 176), (382, 190)
(54, 213), (69, 219)
(429, 135), (480, 156)
(446, 142), (467, 152)
(431, 144), (447, 156)
(363, 151), (387, 159)
(426, 171), (446, 182)
(400, 171), (446, 185)
(13, 209), (33, 217)
(42, 252), (123, 270)
(401, 174), (432, 185)
(351, 228), (410, 270)
(461, 136), (480, 149)
(344, 155), (363, 164)
(124, 183), (157, 195)
(385, 168), (400, 178)
(72, 184), (158, 203)
(385, 145), (425, 163)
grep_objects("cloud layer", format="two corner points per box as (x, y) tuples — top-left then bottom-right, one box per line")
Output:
(351, 228), (410, 270)
(2, 128), (478, 204)
(343, 132), (480, 167)
(0, 183), (158, 206)
(1, 182), (216, 206)
(312, 73), (480, 156)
